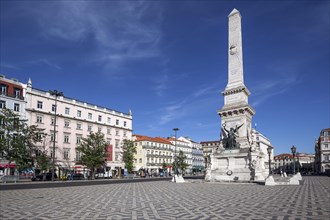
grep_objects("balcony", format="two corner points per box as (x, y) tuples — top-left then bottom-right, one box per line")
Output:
(0, 91), (24, 100)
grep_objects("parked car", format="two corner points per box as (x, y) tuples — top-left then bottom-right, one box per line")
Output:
(31, 173), (57, 181)
(67, 173), (85, 180)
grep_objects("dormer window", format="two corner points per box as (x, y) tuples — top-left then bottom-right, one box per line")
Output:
(14, 88), (21, 98)
(0, 85), (7, 95)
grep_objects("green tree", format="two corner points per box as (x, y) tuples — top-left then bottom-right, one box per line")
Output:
(122, 139), (136, 174)
(0, 108), (44, 174)
(76, 131), (106, 179)
(36, 151), (51, 172)
(173, 150), (188, 175)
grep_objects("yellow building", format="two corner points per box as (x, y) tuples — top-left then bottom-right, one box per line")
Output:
(133, 135), (174, 176)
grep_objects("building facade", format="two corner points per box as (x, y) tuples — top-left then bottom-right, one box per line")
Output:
(0, 75), (27, 175)
(169, 137), (191, 174)
(25, 79), (132, 176)
(274, 153), (315, 174)
(200, 141), (220, 169)
(0, 75), (26, 119)
(133, 135), (173, 175)
(177, 137), (204, 174)
(315, 128), (330, 174)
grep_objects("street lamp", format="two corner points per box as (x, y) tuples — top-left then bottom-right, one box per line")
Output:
(267, 146), (273, 175)
(297, 156), (300, 173)
(49, 90), (63, 181)
(173, 128), (179, 180)
(291, 145), (296, 175)
(283, 156), (286, 174)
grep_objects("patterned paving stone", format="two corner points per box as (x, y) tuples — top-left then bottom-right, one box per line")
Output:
(0, 176), (329, 219)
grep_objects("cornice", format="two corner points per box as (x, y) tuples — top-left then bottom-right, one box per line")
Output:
(222, 85), (251, 96)
(218, 103), (256, 117)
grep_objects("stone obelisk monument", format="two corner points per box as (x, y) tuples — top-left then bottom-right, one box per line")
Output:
(219, 8), (255, 149)
(205, 9), (261, 182)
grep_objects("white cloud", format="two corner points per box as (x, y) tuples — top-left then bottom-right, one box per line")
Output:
(251, 75), (300, 107)
(159, 101), (186, 125)
(153, 74), (169, 97)
(37, 1), (163, 70)
(192, 85), (218, 98)
(27, 59), (62, 71)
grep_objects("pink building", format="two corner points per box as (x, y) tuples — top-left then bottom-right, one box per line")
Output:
(25, 78), (132, 176)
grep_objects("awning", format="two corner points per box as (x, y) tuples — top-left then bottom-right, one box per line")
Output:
(0, 163), (16, 168)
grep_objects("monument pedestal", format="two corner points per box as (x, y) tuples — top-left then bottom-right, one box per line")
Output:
(206, 148), (253, 182)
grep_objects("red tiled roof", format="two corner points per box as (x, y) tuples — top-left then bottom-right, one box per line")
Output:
(133, 135), (173, 145)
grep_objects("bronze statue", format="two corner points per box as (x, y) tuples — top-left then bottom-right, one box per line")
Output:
(223, 123), (243, 149)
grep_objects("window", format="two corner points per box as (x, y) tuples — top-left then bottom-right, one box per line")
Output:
(107, 127), (111, 134)
(14, 88), (21, 98)
(64, 120), (70, 127)
(124, 121), (127, 127)
(37, 101), (43, 109)
(0, 100), (6, 109)
(50, 133), (55, 142)
(52, 104), (56, 112)
(123, 131), (127, 137)
(116, 119), (119, 125)
(63, 149), (70, 160)
(77, 123), (82, 130)
(98, 127), (102, 132)
(14, 103), (20, 112)
(107, 117), (111, 124)
(36, 115), (43, 123)
(98, 115), (102, 122)
(76, 136), (82, 144)
(0, 85), (7, 95)
(51, 117), (55, 125)
(325, 144), (329, 149)
(65, 107), (70, 115)
(115, 139), (120, 148)
(77, 110), (82, 117)
(139, 158), (142, 163)
(64, 134), (70, 143)
(76, 151), (81, 161)
(87, 125), (92, 132)
(106, 138), (111, 145)
(88, 113), (92, 120)
(115, 130), (119, 136)
(50, 150), (56, 159)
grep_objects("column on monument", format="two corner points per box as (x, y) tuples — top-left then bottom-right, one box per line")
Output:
(227, 8), (244, 90)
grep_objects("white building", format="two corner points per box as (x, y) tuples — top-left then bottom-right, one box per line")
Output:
(170, 137), (191, 173)
(178, 137), (203, 173)
(315, 128), (330, 174)
(0, 75), (27, 175)
(25, 79), (132, 176)
(0, 75), (26, 119)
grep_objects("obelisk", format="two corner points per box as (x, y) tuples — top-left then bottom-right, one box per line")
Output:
(218, 8), (255, 149)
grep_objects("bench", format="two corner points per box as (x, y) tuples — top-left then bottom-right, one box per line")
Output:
(1, 175), (19, 183)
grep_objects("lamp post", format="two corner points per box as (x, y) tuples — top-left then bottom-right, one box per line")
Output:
(283, 156), (287, 174)
(291, 145), (296, 175)
(173, 128), (179, 179)
(49, 90), (63, 181)
(297, 156), (300, 173)
(267, 146), (273, 175)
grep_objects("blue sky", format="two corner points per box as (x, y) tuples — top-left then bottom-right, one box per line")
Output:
(1, 0), (329, 155)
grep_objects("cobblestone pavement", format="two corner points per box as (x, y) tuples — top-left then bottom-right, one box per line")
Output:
(0, 176), (329, 220)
